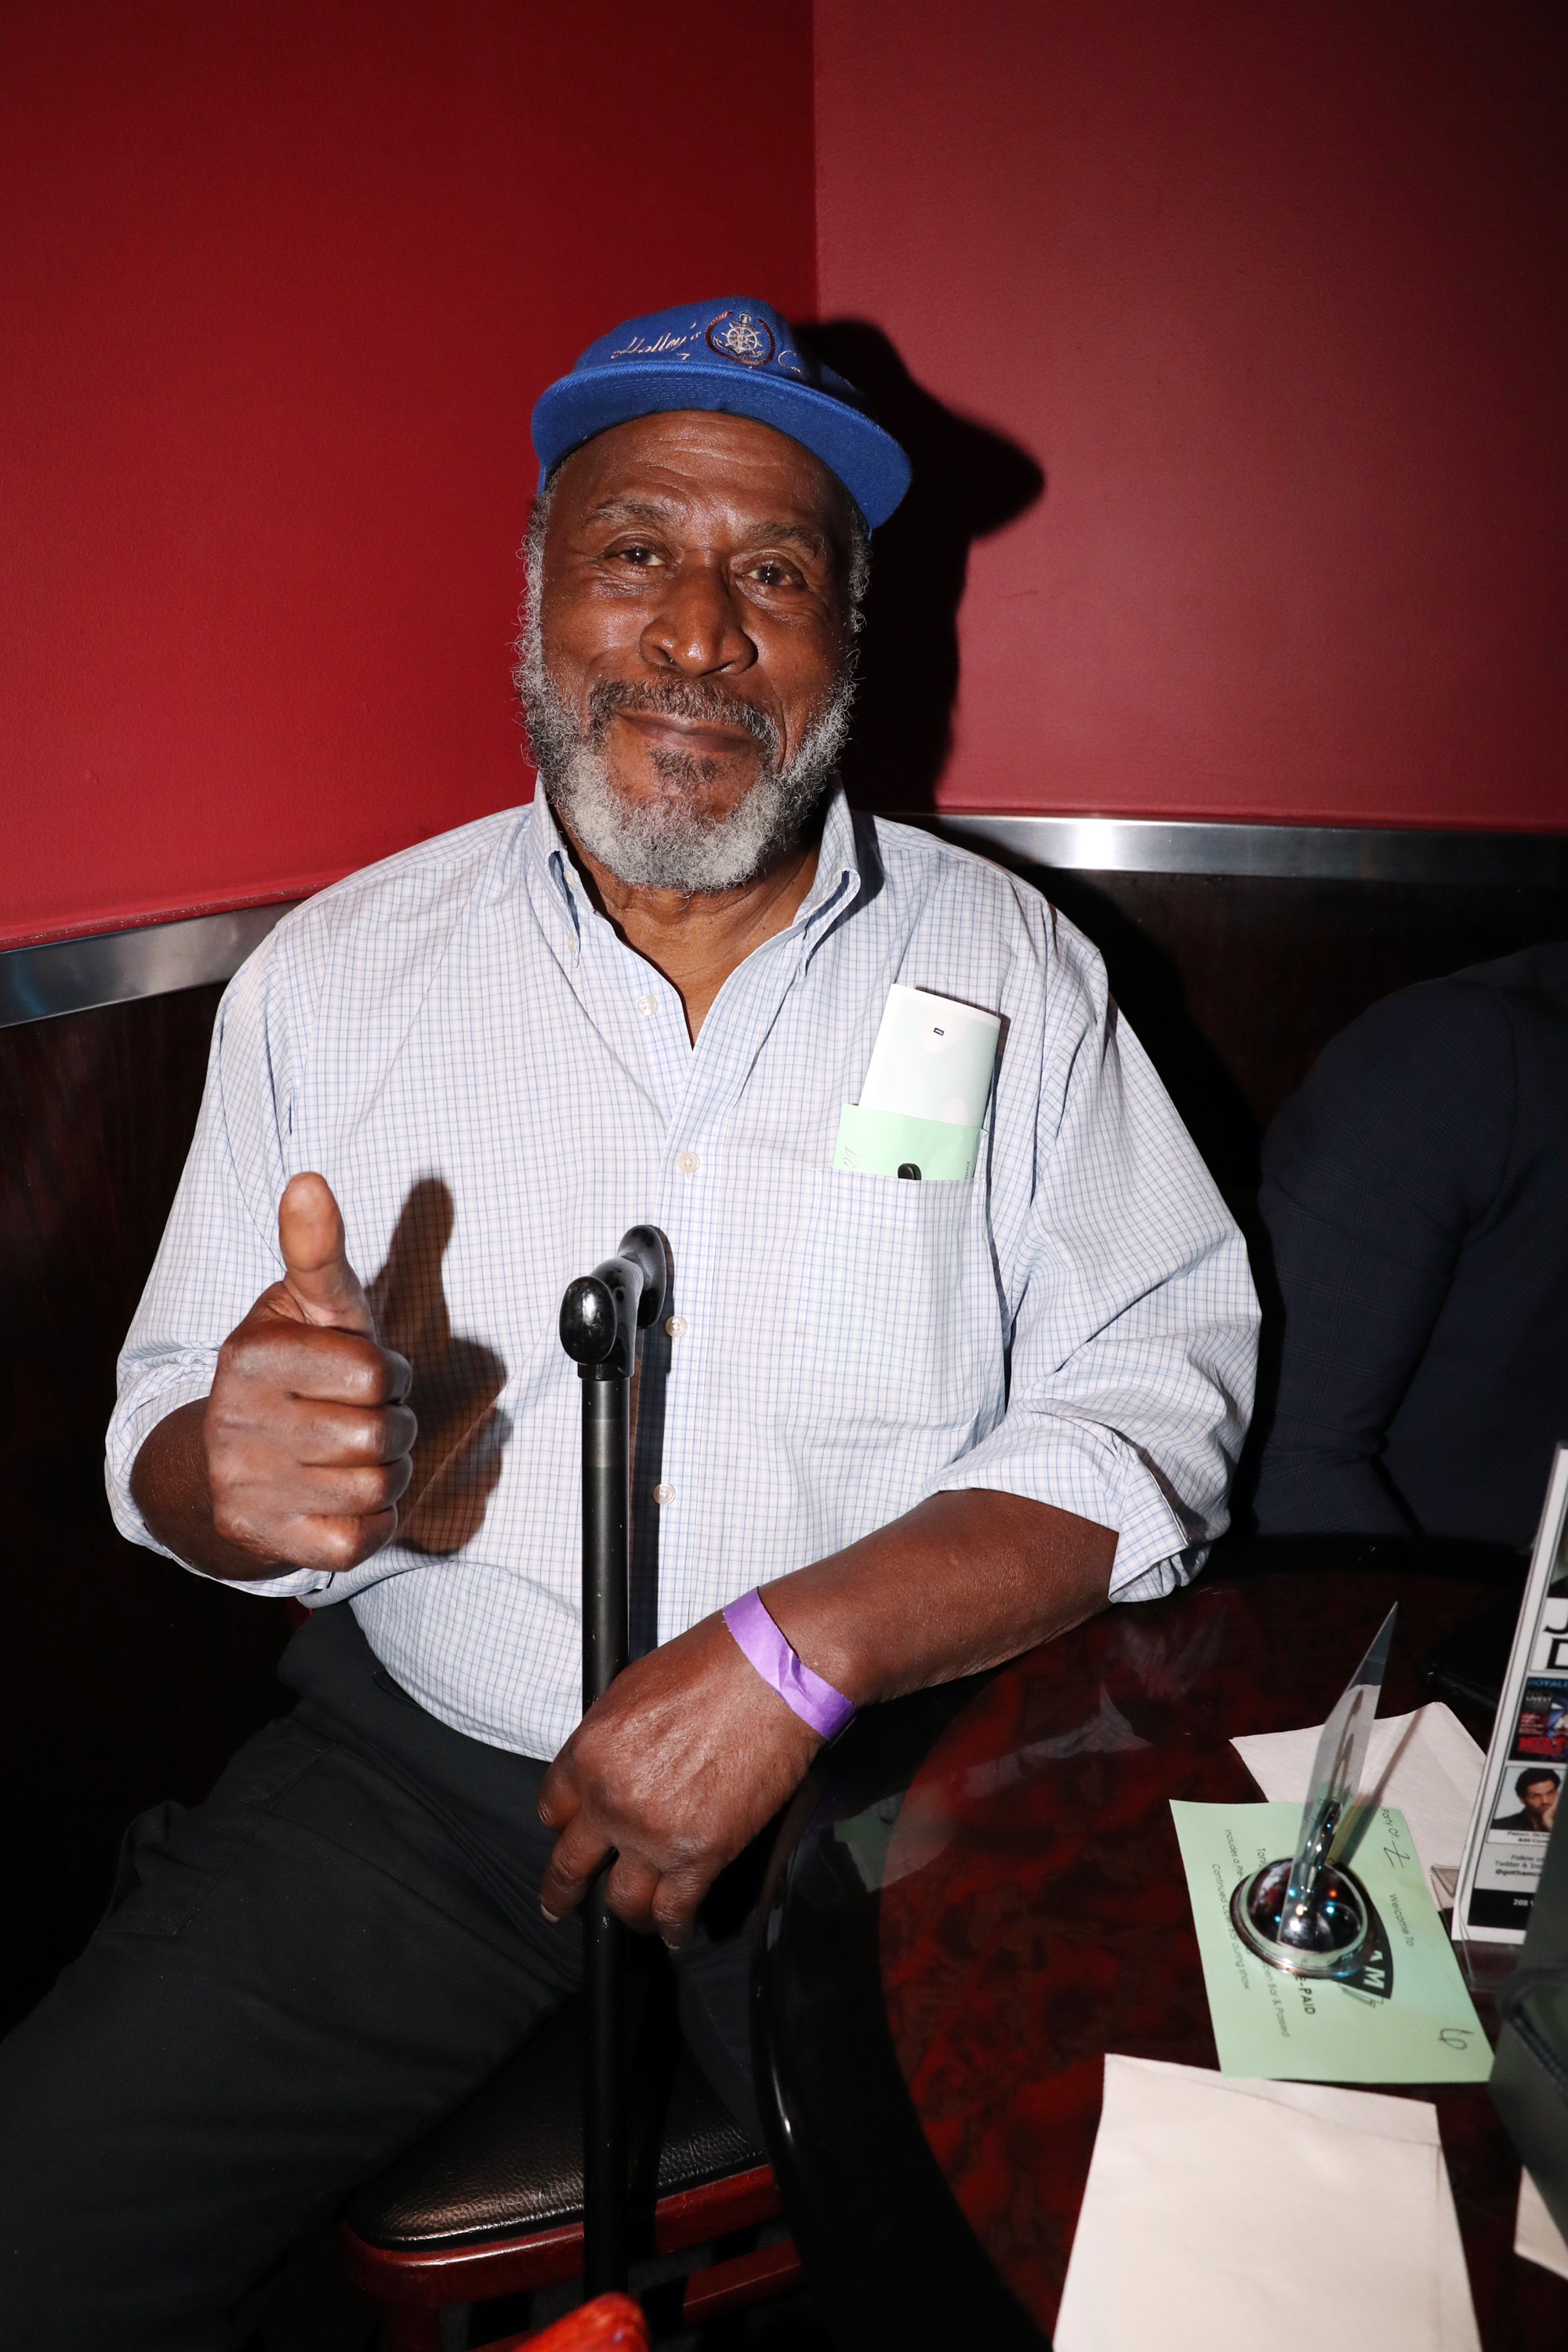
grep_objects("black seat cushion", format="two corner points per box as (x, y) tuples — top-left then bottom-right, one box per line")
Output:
(345, 1991), (764, 2252)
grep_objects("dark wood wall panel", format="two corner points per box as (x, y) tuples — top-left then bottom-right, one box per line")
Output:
(1, 985), (291, 2034)
(989, 862), (1568, 1188)
(2, 866), (1563, 2033)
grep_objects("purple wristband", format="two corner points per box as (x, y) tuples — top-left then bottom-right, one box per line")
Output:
(722, 1587), (856, 1741)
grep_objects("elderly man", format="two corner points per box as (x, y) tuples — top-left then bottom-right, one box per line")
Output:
(0, 298), (1257, 2345)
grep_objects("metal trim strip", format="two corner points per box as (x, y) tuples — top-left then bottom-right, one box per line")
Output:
(1, 816), (1563, 1026)
(927, 815), (1567, 884)
(0, 903), (298, 1029)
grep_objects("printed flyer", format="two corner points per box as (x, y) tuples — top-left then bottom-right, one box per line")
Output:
(1454, 1444), (1568, 1944)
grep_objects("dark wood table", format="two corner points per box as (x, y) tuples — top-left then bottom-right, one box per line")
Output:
(754, 1539), (1568, 2350)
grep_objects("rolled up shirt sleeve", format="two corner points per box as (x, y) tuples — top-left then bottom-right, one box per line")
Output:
(104, 928), (334, 1601)
(936, 924), (1260, 1602)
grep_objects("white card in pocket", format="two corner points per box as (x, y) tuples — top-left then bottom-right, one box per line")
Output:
(858, 985), (1000, 1127)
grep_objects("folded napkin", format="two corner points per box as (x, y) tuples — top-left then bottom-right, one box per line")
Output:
(1054, 2056), (1479, 2352)
(1232, 1701), (1484, 1905)
(1517, 2166), (1568, 2281)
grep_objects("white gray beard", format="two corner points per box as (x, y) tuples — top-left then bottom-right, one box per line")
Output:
(517, 613), (854, 895)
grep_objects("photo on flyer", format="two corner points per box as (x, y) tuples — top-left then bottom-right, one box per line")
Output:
(1511, 1678), (1568, 1762)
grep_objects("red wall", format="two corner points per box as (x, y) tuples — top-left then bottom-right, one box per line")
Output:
(816, 0), (1568, 829)
(8, 3), (1566, 953)
(0, 1), (816, 948)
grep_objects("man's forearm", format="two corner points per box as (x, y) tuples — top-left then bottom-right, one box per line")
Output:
(760, 1488), (1117, 1708)
(130, 1400), (289, 1584)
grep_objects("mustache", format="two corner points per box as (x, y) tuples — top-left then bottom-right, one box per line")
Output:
(585, 676), (779, 762)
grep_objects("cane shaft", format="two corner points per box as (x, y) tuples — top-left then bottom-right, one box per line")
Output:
(583, 1872), (630, 2294)
(580, 1367), (630, 2294)
(561, 1231), (665, 2305)
(581, 1375), (630, 1708)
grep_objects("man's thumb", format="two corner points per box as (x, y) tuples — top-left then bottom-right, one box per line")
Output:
(277, 1173), (376, 1334)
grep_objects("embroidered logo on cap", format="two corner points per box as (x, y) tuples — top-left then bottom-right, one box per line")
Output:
(609, 325), (699, 362)
(705, 310), (775, 367)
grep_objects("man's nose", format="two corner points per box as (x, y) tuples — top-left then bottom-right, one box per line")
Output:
(638, 559), (756, 677)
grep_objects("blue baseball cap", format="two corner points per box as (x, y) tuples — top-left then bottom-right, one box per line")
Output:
(530, 297), (911, 530)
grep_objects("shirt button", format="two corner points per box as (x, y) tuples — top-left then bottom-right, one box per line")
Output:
(665, 1315), (688, 1339)
(676, 1150), (699, 1175)
(653, 1482), (675, 1506)
(636, 994), (654, 1016)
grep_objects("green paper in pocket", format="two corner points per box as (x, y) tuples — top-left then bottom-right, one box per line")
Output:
(831, 1103), (984, 1181)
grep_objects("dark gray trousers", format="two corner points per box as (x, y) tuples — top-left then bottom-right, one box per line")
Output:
(0, 1604), (761, 2350)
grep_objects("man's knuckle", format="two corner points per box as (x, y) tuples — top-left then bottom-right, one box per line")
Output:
(339, 1410), (379, 1461)
(317, 1519), (364, 1570)
(210, 1496), (244, 1544)
(368, 1408), (414, 1463)
(203, 1398), (241, 1450)
(217, 1330), (261, 1382)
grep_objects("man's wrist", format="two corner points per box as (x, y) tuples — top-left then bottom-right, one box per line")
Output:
(721, 1588), (857, 1740)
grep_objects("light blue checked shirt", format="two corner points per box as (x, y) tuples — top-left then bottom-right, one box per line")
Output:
(107, 787), (1259, 1762)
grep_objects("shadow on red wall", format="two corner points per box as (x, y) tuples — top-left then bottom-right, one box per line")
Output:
(800, 321), (1043, 814)
(814, 0), (1568, 829)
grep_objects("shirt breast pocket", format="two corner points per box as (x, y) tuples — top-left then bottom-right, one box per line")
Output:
(789, 1167), (1001, 1437)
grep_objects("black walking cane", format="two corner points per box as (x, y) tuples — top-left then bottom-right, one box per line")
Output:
(558, 1225), (667, 2298)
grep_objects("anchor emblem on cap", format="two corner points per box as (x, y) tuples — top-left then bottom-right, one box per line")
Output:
(705, 310), (775, 367)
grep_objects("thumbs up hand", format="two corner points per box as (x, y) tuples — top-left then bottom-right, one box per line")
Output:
(172, 1173), (418, 1577)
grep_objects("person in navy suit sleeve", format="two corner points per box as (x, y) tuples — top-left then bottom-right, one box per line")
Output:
(1253, 944), (1568, 1547)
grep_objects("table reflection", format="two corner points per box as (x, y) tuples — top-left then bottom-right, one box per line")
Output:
(757, 1540), (1568, 2351)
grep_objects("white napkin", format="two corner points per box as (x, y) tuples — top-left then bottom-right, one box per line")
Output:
(1054, 2056), (1479, 2352)
(1516, 2167), (1568, 2281)
(1232, 1702), (1484, 1904)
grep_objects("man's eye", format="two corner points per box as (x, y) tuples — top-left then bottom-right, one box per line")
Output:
(613, 544), (663, 568)
(747, 561), (797, 588)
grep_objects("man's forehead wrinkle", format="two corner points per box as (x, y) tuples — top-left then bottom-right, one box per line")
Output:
(560, 412), (844, 514)
(576, 494), (833, 561)
(583, 495), (684, 528)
